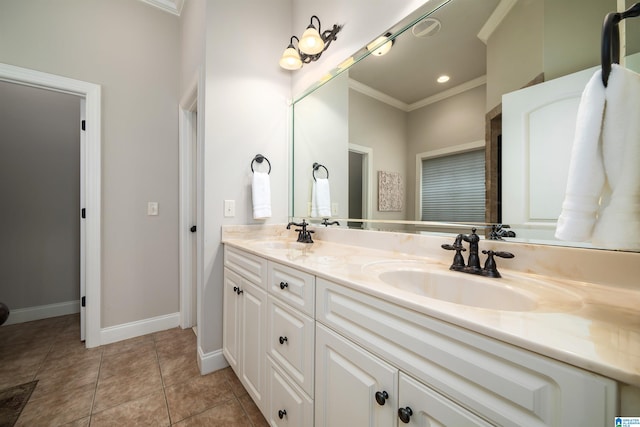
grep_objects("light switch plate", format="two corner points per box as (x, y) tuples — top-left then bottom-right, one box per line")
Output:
(224, 200), (235, 217)
(147, 202), (159, 216)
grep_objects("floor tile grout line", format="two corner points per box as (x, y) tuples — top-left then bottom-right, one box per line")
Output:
(86, 347), (105, 426)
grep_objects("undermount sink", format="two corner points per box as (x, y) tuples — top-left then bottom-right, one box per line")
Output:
(363, 261), (582, 312)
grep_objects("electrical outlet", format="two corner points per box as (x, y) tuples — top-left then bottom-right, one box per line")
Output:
(147, 202), (159, 216)
(332, 203), (339, 216)
(224, 200), (235, 217)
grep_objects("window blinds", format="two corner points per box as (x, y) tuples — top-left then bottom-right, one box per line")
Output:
(421, 149), (485, 222)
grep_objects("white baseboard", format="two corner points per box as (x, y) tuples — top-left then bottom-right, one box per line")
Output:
(198, 347), (229, 375)
(100, 312), (180, 346)
(3, 300), (80, 325)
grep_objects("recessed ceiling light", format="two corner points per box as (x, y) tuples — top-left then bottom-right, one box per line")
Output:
(437, 75), (450, 83)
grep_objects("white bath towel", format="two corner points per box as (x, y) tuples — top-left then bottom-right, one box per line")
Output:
(311, 178), (331, 217)
(556, 64), (640, 250)
(252, 172), (272, 219)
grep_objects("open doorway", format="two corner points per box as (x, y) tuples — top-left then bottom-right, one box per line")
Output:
(0, 63), (101, 347)
(179, 71), (203, 335)
(348, 144), (373, 228)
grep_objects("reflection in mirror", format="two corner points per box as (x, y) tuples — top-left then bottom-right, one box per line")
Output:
(292, 0), (640, 251)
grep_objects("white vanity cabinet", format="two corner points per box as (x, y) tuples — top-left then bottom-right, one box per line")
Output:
(223, 246), (268, 413)
(223, 244), (623, 427)
(316, 278), (617, 427)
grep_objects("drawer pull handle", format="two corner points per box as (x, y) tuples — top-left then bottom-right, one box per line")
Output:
(398, 407), (413, 424)
(278, 409), (287, 419)
(279, 336), (288, 345)
(279, 281), (289, 290)
(233, 286), (243, 295)
(375, 390), (389, 406)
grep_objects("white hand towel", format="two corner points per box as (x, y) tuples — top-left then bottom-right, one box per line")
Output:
(556, 64), (640, 250)
(311, 178), (331, 217)
(592, 64), (640, 250)
(252, 172), (272, 219)
(555, 69), (606, 241)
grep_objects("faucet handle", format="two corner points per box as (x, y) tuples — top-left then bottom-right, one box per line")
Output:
(481, 250), (514, 278)
(441, 243), (466, 270)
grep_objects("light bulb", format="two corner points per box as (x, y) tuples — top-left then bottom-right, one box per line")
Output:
(279, 46), (302, 70)
(299, 26), (324, 55)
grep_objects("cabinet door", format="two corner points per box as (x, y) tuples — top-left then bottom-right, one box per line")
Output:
(315, 324), (397, 427)
(240, 279), (268, 413)
(398, 373), (493, 426)
(222, 267), (242, 372)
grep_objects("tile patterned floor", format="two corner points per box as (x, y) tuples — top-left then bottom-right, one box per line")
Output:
(0, 314), (268, 426)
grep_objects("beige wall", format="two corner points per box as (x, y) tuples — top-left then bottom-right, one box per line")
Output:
(180, 0), (205, 96)
(0, 0), (181, 327)
(486, 0), (544, 111)
(406, 84), (486, 220)
(487, 0), (617, 111)
(349, 89), (407, 221)
(0, 82), (80, 310)
(201, 0), (292, 354)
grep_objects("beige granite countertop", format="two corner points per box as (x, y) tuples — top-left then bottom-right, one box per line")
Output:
(222, 225), (640, 387)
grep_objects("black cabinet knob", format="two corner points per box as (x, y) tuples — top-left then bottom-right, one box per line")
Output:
(398, 406), (413, 424)
(190, 225), (197, 233)
(279, 336), (288, 345)
(233, 286), (243, 295)
(278, 409), (287, 419)
(280, 281), (289, 290)
(375, 390), (389, 406)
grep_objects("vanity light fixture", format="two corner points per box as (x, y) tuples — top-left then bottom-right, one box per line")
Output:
(279, 15), (342, 70)
(367, 33), (394, 56)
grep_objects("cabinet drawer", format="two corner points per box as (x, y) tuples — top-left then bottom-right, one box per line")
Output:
(316, 278), (617, 427)
(268, 296), (314, 397)
(224, 245), (268, 287)
(266, 356), (313, 427)
(268, 262), (315, 317)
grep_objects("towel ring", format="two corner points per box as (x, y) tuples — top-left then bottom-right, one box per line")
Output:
(251, 154), (271, 174)
(312, 162), (329, 181)
(601, 2), (640, 87)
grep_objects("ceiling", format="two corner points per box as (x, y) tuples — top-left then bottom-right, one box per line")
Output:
(349, 0), (501, 106)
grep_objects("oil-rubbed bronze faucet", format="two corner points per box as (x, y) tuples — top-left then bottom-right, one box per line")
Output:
(286, 219), (314, 243)
(442, 228), (514, 278)
(321, 218), (340, 227)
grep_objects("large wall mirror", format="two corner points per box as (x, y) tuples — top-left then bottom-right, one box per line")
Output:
(292, 0), (640, 251)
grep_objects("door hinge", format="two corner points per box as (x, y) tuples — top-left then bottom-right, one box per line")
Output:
(81, 296), (86, 307)
(81, 208), (86, 219)
(81, 120), (86, 131)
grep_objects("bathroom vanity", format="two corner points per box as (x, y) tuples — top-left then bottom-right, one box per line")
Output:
(222, 225), (640, 426)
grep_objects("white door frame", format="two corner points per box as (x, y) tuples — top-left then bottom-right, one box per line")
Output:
(348, 143), (373, 221)
(179, 69), (204, 330)
(0, 63), (102, 348)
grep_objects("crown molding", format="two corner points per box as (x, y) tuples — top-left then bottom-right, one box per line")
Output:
(350, 76), (487, 113)
(477, 0), (518, 44)
(138, 0), (184, 16)
(349, 79), (409, 111)
(407, 75), (487, 111)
